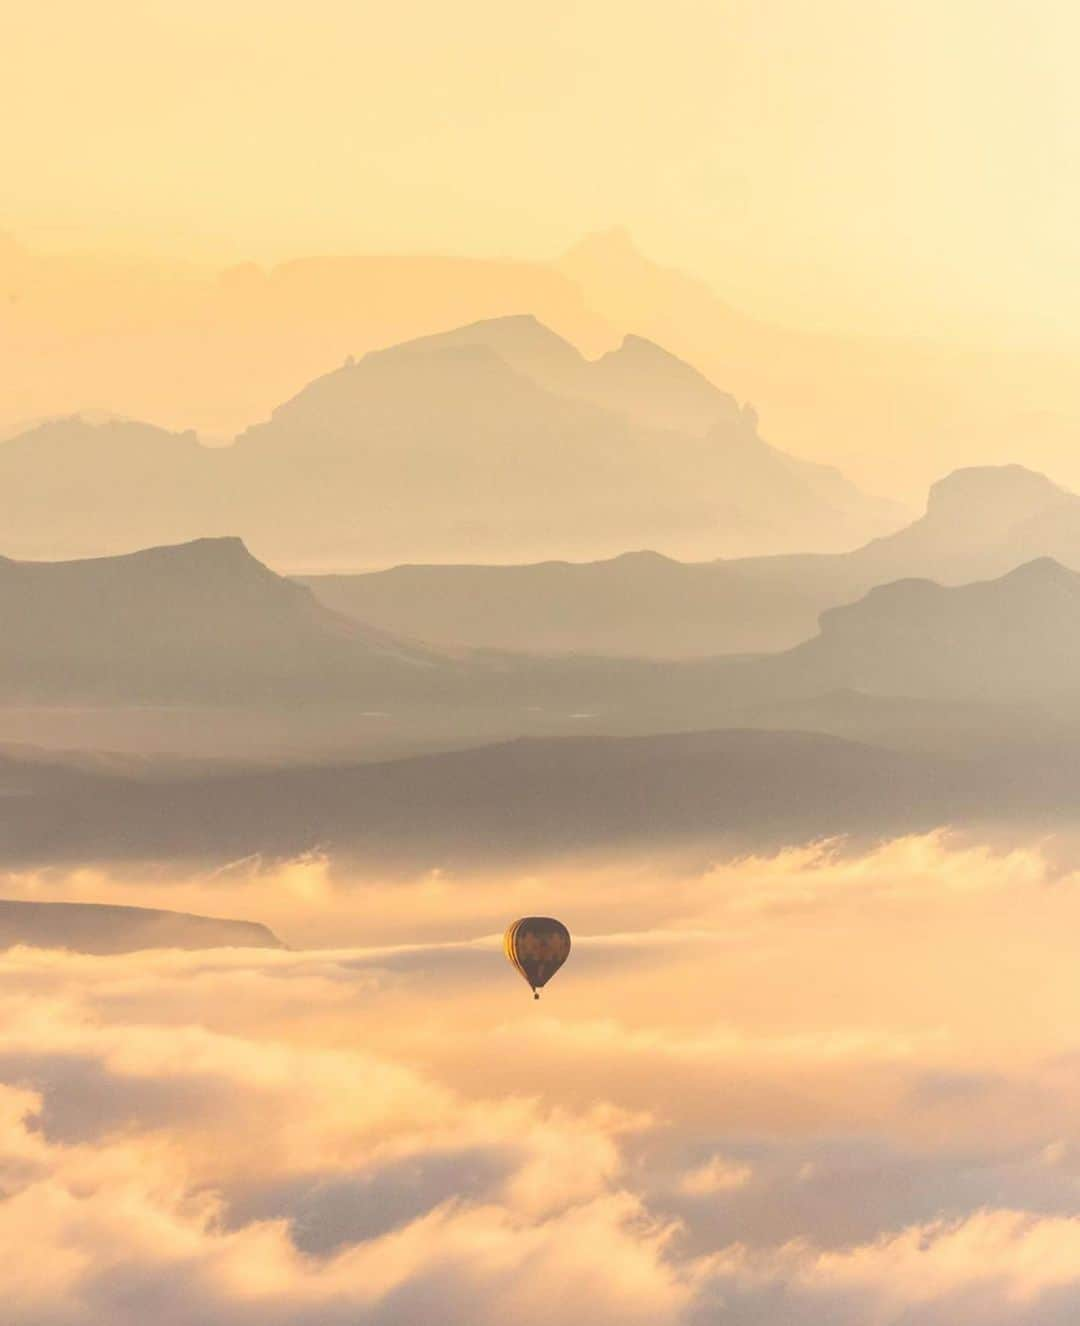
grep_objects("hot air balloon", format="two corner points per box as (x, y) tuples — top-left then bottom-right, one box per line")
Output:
(504, 917), (571, 999)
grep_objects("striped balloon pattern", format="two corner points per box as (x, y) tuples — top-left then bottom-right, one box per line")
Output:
(503, 917), (571, 999)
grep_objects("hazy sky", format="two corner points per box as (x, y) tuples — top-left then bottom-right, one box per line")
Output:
(5, 0), (1080, 345)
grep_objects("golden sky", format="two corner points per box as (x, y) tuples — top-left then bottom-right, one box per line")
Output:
(6, 0), (1080, 346)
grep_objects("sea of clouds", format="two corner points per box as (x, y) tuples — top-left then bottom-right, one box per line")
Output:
(4, 833), (1080, 1322)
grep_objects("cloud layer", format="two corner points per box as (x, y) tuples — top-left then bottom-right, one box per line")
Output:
(5, 834), (1080, 1322)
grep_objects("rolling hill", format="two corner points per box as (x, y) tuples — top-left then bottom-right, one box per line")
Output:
(0, 729), (983, 868)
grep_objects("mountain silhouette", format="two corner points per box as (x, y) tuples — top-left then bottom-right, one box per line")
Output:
(8, 228), (1080, 505)
(228, 316), (894, 564)
(779, 556), (1080, 702)
(0, 417), (225, 559)
(394, 313), (743, 434)
(557, 227), (1080, 500)
(0, 538), (446, 703)
(0, 240), (611, 443)
(395, 316), (888, 529)
(0, 899), (282, 954)
(6, 535), (1080, 775)
(850, 465), (1077, 581)
(0, 729), (978, 868)
(7, 720), (1080, 869)
(305, 464), (1080, 657)
(0, 317), (896, 566)
(305, 549), (836, 657)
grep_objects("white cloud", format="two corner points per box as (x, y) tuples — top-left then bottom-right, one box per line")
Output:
(4, 833), (1080, 1321)
(679, 1155), (753, 1195)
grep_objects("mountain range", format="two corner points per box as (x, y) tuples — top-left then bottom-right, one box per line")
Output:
(7, 227), (1080, 505)
(0, 316), (897, 566)
(5, 719), (1080, 871)
(0, 730), (995, 868)
(6, 530), (1080, 758)
(777, 556), (1080, 702)
(0, 537), (452, 705)
(3, 519), (1080, 864)
(304, 464), (1080, 657)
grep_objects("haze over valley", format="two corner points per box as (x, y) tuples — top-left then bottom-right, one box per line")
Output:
(8, 3), (1080, 1320)
(7, 241), (1080, 1326)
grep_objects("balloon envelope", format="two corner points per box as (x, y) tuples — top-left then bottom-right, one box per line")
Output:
(504, 917), (571, 998)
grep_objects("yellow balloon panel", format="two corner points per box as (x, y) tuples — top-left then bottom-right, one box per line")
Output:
(503, 917), (571, 997)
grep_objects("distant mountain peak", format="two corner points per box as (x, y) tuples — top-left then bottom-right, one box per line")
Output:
(588, 332), (740, 433)
(369, 314), (586, 378)
(620, 332), (662, 348)
(611, 332), (692, 364)
(610, 548), (677, 565)
(853, 463), (1076, 577)
(0, 535), (264, 580)
(926, 464), (1067, 516)
(12, 415), (196, 446)
(426, 311), (553, 341)
(999, 555), (1074, 583)
(0, 537), (446, 705)
(121, 535), (254, 564)
(472, 312), (544, 330)
(228, 312), (895, 563)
